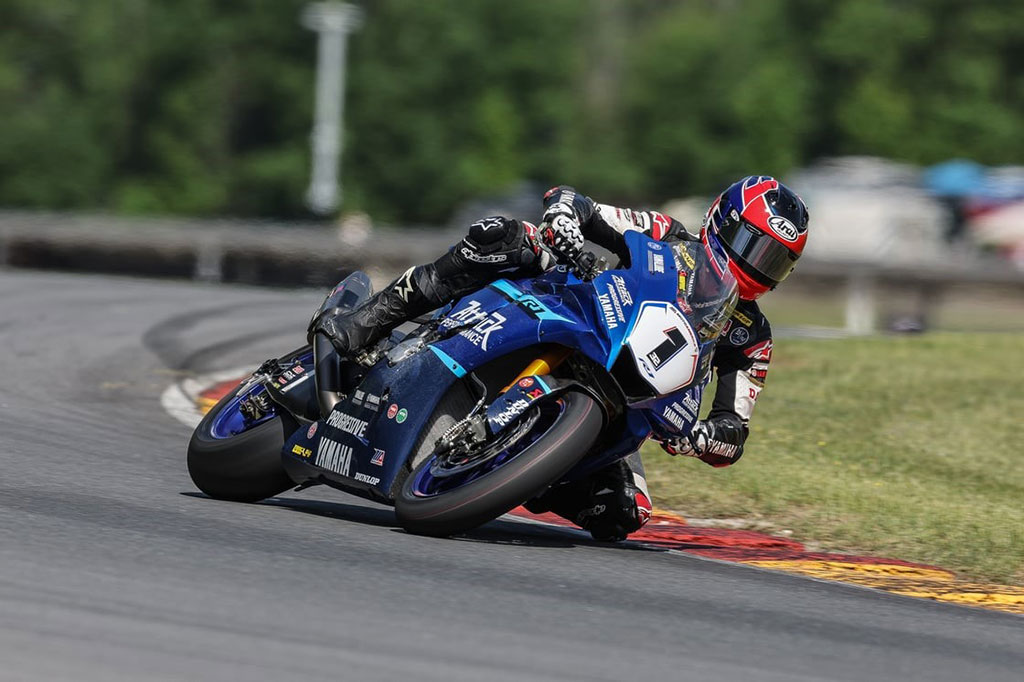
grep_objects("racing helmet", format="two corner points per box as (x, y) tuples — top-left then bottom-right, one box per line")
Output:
(701, 176), (809, 300)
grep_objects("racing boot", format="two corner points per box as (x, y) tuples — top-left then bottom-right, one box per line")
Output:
(526, 455), (653, 542)
(313, 263), (451, 357)
(313, 216), (549, 357)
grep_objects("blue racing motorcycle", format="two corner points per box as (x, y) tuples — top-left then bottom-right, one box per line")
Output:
(187, 231), (737, 536)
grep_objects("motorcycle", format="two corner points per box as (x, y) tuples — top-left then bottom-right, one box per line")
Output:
(187, 231), (738, 536)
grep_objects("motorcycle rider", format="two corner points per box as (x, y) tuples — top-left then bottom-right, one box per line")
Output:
(314, 176), (809, 541)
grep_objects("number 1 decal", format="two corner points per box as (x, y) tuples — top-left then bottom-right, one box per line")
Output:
(627, 302), (700, 394)
(646, 326), (687, 370)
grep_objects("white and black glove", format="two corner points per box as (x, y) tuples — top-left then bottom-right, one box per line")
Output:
(540, 185), (594, 262)
(660, 425), (706, 458)
(540, 207), (584, 260)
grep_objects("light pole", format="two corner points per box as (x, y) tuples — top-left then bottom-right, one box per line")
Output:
(301, 2), (363, 215)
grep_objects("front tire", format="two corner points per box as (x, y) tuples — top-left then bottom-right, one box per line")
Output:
(187, 385), (297, 503)
(395, 391), (603, 537)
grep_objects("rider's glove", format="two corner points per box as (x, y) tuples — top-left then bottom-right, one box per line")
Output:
(522, 221), (556, 271)
(540, 207), (585, 260)
(660, 418), (746, 467)
(541, 185), (594, 260)
(660, 423), (707, 458)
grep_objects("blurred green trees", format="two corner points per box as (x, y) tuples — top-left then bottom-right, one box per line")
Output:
(0, 0), (1021, 222)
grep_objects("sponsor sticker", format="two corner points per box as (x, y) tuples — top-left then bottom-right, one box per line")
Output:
(662, 406), (687, 430)
(729, 326), (751, 345)
(460, 245), (508, 264)
(604, 284), (626, 323)
(648, 251), (666, 274)
(767, 215), (799, 242)
(387, 403), (399, 419)
(679, 248), (696, 270)
(307, 422), (318, 439)
(492, 399), (530, 428)
(597, 292), (620, 329)
(518, 377), (534, 389)
(441, 299), (488, 329)
(732, 309), (753, 327)
(354, 472), (381, 485)
(459, 311), (506, 351)
(611, 275), (633, 306)
(315, 438), (352, 475)
(353, 389), (381, 412)
(371, 448), (385, 466)
(326, 411), (369, 438)
(396, 408), (408, 424)
(291, 444), (313, 459)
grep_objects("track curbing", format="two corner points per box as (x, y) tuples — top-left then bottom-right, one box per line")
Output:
(169, 370), (1024, 616)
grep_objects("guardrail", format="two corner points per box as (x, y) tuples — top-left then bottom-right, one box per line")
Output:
(0, 211), (458, 288)
(2, 210), (1022, 334)
(794, 257), (1024, 334)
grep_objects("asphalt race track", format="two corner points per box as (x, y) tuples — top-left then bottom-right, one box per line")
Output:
(1, 269), (1021, 682)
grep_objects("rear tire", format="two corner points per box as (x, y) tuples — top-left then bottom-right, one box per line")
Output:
(187, 384), (297, 503)
(395, 391), (602, 537)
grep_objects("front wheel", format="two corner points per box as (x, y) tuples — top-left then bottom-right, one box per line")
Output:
(395, 391), (603, 537)
(187, 381), (298, 503)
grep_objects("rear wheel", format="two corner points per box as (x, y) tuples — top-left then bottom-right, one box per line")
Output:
(395, 391), (603, 537)
(187, 381), (297, 503)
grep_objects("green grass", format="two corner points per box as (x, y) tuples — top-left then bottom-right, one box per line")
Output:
(643, 333), (1024, 584)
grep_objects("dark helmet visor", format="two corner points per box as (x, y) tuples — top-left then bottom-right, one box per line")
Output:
(718, 218), (799, 285)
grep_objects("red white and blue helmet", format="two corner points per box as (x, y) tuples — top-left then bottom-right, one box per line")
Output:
(701, 176), (809, 300)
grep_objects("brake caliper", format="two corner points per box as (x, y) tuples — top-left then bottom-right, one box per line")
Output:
(239, 391), (272, 421)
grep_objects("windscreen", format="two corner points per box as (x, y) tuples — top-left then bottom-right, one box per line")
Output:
(673, 242), (738, 343)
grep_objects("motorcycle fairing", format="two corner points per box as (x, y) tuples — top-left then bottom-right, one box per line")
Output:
(286, 230), (726, 501)
(282, 346), (462, 501)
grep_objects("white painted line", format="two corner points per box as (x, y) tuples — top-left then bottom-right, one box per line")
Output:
(160, 367), (252, 428)
(160, 382), (204, 428)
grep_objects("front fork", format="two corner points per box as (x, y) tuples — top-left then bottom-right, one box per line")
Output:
(502, 347), (573, 392)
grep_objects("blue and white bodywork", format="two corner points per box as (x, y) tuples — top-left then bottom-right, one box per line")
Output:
(266, 230), (738, 502)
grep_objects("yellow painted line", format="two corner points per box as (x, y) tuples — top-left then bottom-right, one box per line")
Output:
(651, 509), (687, 525)
(196, 396), (219, 414)
(745, 560), (954, 581)
(745, 559), (1024, 615)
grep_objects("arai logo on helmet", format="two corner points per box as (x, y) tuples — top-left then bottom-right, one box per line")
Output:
(766, 215), (799, 242)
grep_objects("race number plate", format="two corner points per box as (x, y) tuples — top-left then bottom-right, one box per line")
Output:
(626, 302), (699, 394)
